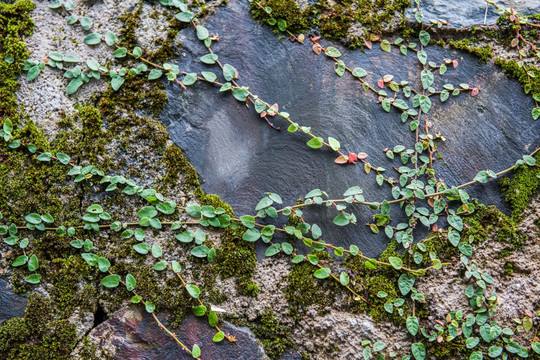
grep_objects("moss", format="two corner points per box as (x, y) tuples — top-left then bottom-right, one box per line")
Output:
(0, 294), (78, 360)
(503, 261), (514, 275)
(448, 39), (493, 63)
(0, 0), (35, 120)
(251, 309), (294, 359)
(498, 152), (540, 219)
(250, 0), (310, 33)
(495, 58), (540, 100)
(284, 250), (342, 321)
(117, 1), (143, 50)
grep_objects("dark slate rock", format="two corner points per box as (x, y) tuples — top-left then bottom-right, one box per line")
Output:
(161, 0), (540, 258)
(406, 0), (540, 28)
(89, 308), (265, 359)
(0, 278), (28, 325)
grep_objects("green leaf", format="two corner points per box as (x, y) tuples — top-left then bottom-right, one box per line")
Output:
(132, 46), (142, 59)
(97, 257), (111, 272)
(213, 331), (225, 342)
(306, 137), (323, 149)
(83, 33), (102, 45)
(531, 342), (540, 355)
(25, 213), (42, 224)
(352, 67), (367, 78)
(185, 284), (200, 298)
(200, 53), (218, 64)
(156, 201), (176, 214)
(126, 274), (136, 291)
(192, 305), (207, 316)
(110, 76), (124, 91)
(148, 69), (163, 80)
(151, 243), (163, 258)
(145, 301), (155, 313)
(265, 243), (281, 257)
(406, 316), (419, 336)
(448, 229), (461, 247)
(447, 214), (463, 231)
(201, 71), (217, 82)
(25, 274), (41, 284)
(381, 40), (391, 53)
(191, 245), (210, 258)
(240, 215), (255, 228)
(532, 107), (540, 120)
(418, 95), (431, 113)
(12, 255), (28, 267)
(417, 50), (427, 65)
(333, 213), (350, 226)
(196, 25), (209, 40)
(242, 228), (260, 242)
(466, 337), (480, 349)
(488, 345), (503, 358)
(339, 271), (349, 285)
(113, 47), (127, 58)
(411, 343), (426, 360)
(36, 152), (52, 162)
(28, 254), (39, 271)
(101, 274), (121, 288)
(419, 30), (430, 46)
(388, 256), (403, 269)
(27, 65), (41, 81)
(420, 69), (434, 89)
(313, 267), (331, 279)
(325, 47), (341, 58)
(154, 261), (168, 271)
(223, 64), (237, 81)
(80, 16), (93, 30)
(183, 73), (198, 86)
(232, 88), (249, 101)
(398, 273), (415, 295)
(104, 31), (117, 46)
(469, 351), (483, 360)
(133, 243), (151, 254)
(192, 344), (201, 358)
(323, 137), (339, 152)
(175, 11), (193, 22)
(208, 310), (219, 326)
(66, 76), (84, 95)
(137, 206), (157, 219)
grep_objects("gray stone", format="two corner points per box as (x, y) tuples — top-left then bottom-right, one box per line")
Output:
(0, 279), (27, 325)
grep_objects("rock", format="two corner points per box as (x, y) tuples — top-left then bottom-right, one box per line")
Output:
(0, 279), (27, 325)
(81, 307), (267, 359)
(161, 0), (540, 258)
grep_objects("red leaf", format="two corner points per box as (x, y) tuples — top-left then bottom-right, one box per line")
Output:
(348, 152), (358, 164)
(452, 59), (458, 68)
(270, 103), (279, 112)
(311, 36), (321, 43)
(510, 14), (515, 22)
(312, 44), (322, 55)
(471, 88), (479, 97)
(377, 79), (384, 88)
(364, 39), (372, 50)
(432, 224), (438, 232)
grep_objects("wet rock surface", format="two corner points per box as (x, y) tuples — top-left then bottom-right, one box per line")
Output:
(0, 279), (27, 324)
(161, 0), (540, 258)
(406, 0), (540, 28)
(81, 308), (266, 360)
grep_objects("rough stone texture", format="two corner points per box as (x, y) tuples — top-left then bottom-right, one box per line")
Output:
(162, 0), (540, 258)
(406, 0), (540, 28)
(16, 0), (139, 137)
(76, 308), (267, 360)
(295, 310), (410, 359)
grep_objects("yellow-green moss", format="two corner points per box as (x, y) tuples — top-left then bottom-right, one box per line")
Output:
(0, 294), (78, 360)
(448, 39), (493, 63)
(498, 152), (540, 219)
(251, 0), (310, 33)
(495, 58), (540, 99)
(252, 309), (294, 359)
